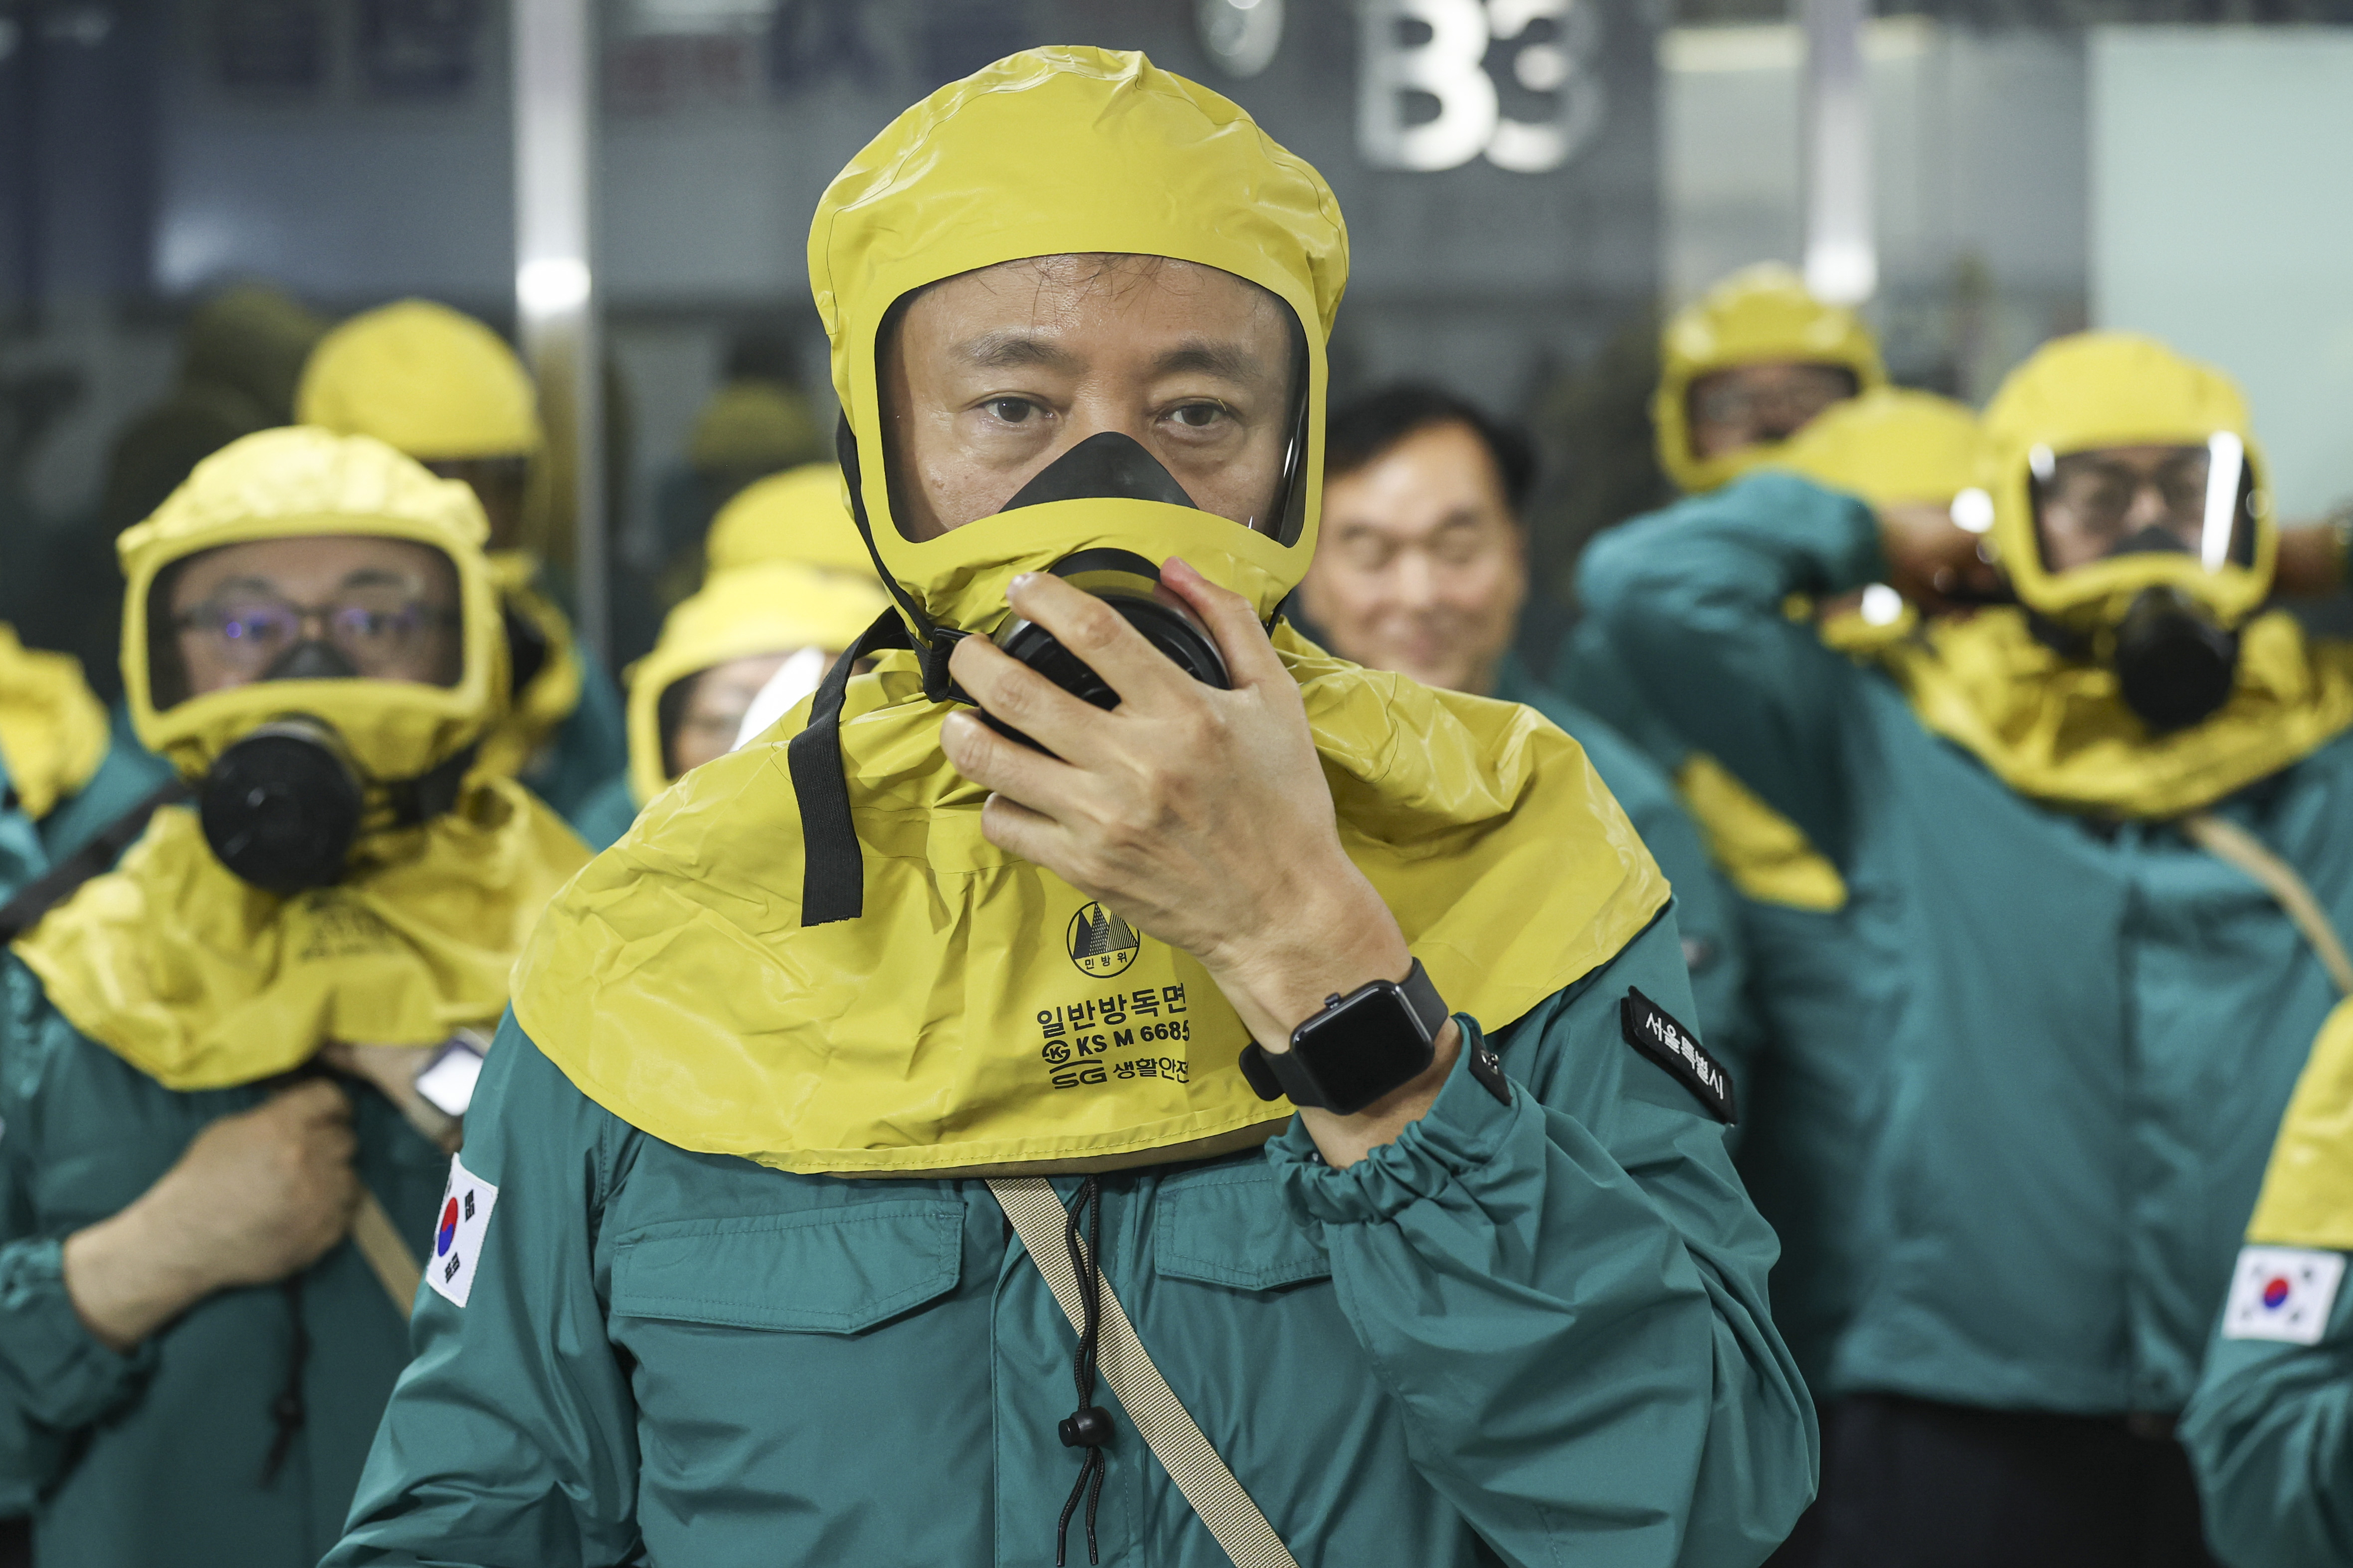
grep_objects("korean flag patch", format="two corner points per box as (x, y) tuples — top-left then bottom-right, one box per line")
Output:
(425, 1154), (499, 1309)
(2222, 1245), (2345, 1345)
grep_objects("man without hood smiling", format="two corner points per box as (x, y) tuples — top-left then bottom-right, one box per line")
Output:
(329, 49), (1815, 1568)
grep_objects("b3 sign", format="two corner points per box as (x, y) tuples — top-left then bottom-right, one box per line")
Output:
(1358, 0), (1605, 173)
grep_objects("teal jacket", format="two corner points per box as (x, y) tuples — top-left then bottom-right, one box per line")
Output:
(1579, 472), (2353, 1416)
(566, 772), (638, 853)
(328, 912), (1817, 1567)
(2181, 1248), (2353, 1566)
(1558, 598), (1904, 1392)
(1493, 654), (1752, 1089)
(517, 656), (626, 835)
(36, 709), (175, 868)
(0, 960), (448, 1566)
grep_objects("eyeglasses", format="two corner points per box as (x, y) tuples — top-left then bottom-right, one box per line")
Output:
(2033, 436), (2250, 572)
(1688, 365), (1858, 432)
(174, 588), (460, 676)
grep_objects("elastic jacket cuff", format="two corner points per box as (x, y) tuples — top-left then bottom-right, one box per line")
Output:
(1269, 1014), (1524, 1226)
(0, 1237), (154, 1430)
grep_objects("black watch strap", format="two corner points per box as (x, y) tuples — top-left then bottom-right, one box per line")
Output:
(1237, 959), (1449, 1113)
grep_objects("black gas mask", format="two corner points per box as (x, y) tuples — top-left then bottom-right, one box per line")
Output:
(2112, 586), (2240, 735)
(195, 640), (468, 895)
(976, 433), (1238, 748)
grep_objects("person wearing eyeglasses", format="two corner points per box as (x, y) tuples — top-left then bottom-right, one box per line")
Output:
(1578, 331), (2353, 1566)
(296, 301), (628, 835)
(0, 428), (589, 1568)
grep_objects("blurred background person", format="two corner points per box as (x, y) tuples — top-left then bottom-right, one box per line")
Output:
(2180, 994), (2353, 1568)
(297, 300), (628, 833)
(0, 427), (588, 1567)
(1581, 331), (2353, 1567)
(1297, 383), (1754, 1089)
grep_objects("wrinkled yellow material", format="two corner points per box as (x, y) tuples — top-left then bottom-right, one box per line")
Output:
(2247, 996), (2353, 1250)
(518, 627), (1667, 1175)
(1882, 606), (2353, 818)
(297, 299), (544, 459)
(19, 780), (588, 1090)
(687, 380), (824, 475)
(119, 428), (508, 785)
(514, 48), (1667, 1175)
(1769, 387), (1985, 508)
(625, 561), (891, 802)
(1675, 752), (1847, 912)
(704, 463), (879, 579)
(474, 551), (583, 783)
(1654, 263), (1887, 496)
(0, 626), (109, 820)
(1982, 332), (2274, 630)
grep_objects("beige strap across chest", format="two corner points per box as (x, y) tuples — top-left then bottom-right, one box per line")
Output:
(349, 1187), (422, 1320)
(988, 1176), (1298, 1568)
(2182, 812), (2353, 994)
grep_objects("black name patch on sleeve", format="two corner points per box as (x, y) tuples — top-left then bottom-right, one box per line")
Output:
(1619, 987), (1736, 1124)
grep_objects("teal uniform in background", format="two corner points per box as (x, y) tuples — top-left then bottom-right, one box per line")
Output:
(1579, 472), (2353, 1418)
(516, 655), (626, 835)
(0, 960), (445, 1566)
(328, 913), (1818, 1567)
(38, 707), (175, 866)
(2181, 1257), (2353, 1566)
(1557, 608), (1899, 1392)
(566, 771), (637, 853)
(1492, 652), (1755, 1095)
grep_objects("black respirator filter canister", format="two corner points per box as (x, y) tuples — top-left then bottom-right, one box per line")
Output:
(197, 716), (366, 895)
(2112, 586), (2240, 735)
(980, 434), (1234, 750)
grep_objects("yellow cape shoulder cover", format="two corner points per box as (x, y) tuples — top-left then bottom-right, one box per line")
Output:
(515, 626), (1668, 1177)
(19, 777), (589, 1092)
(475, 549), (584, 779)
(0, 625), (109, 821)
(2248, 995), (2353, 1250)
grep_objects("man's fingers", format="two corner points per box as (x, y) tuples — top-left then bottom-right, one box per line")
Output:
(276, 1077), (353, 1122)
(1160, 557), (1285, 689)
(949, 632), (1118, 763)
(1004, 571), (1193, 707)
(940, 709), (1083, 816)
(975, 790), (1072, 870)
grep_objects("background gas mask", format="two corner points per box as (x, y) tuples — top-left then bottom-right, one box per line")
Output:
(120, 427), (509, 894)
(1978, 333), (2275, 735)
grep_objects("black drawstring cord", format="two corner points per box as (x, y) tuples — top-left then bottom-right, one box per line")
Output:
(1054, 1175), (1112, 1567)
(259, 1276), (308, 1486)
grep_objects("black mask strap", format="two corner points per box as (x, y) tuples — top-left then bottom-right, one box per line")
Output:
(788, 606), (917, 925)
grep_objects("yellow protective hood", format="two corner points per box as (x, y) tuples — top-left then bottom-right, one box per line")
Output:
(1768, 386), (1985, 508)
(2247, 995), (2353, 1251)
(0, 626), (109, 821)
(511, 49), (1666, 1176)
(517, 626), (1667, 1175)
(704, 463), (879, 579)
(297, 299), (544, 459)
(815, 46), (1345, 640)
(119, 427), (509, 789)
(474, 551), (583, 782)
(1879, 605), (2353, 818)
(1981, 332), (2274, 630)
(625, 561), (891, 802)
(686, 379), (825, 476)
(18, 776), (588, 1090)
(1654, 263), (1887, 495)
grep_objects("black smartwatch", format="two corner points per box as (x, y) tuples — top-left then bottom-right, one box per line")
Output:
(1238, 959), (1449, 1115)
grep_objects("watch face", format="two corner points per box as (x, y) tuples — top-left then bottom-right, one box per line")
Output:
(1302, 986), (1433, 1112)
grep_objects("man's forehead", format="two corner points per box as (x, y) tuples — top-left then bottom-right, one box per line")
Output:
(2054, 443), (2207, 473)
(173, 535), (449, 596)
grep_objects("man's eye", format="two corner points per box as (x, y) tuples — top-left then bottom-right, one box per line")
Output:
(984, 398), (1036, 424)
(1168, 403), (1225, 430)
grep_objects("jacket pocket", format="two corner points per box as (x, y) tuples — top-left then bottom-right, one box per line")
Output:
(611, 1200), (964, 1333)
(1154, 1166), (1329, 1292)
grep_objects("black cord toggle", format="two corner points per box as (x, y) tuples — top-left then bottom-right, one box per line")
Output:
(1055, 1175), (1110, 1567)
(1059, 1406), (1114, 1448)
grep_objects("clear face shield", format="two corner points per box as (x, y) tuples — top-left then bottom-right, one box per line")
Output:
(2026, 435), (2267, 733)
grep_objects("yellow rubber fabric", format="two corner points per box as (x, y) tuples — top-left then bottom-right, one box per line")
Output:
(703, 463), (879, 579)
(1674, 753), (1847, 912)
(0, 626), (110, 820)
(474, 550), (584, 783)
(2247, 996), (2353, 1250)
(296, 299), (543, 460)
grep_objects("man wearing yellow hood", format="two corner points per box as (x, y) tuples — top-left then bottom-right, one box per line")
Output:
(1581, 332), (2353, 1563)
(296, 299), (629, 833)
(330, 48), (1813, 1568)
(0, 428), (588, 1566)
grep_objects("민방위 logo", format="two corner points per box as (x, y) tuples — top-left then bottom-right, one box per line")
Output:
(1066, 902), (1140, 978)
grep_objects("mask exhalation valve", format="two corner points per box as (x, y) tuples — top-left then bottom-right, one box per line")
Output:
(2113, 587), (2240, 734)
(198, 716), (366, 895)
